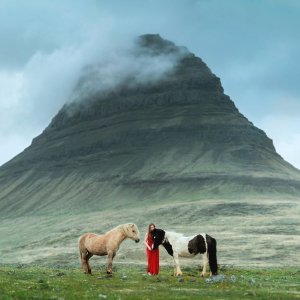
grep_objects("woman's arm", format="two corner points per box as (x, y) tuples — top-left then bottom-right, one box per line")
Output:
(144, 233), (152, 251)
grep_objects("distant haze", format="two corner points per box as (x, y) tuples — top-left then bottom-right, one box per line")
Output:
(0, 0), (299, 169)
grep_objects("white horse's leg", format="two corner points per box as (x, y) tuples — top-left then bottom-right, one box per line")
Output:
(86, 252), (93, 274)
(173, 252), (182, 276)
(107, 250), (115, 274)
(80, 250), (90, 274)
(201, 253), (209, 277)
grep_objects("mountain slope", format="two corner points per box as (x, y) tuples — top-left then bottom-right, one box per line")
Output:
(0, 34), (299, 216)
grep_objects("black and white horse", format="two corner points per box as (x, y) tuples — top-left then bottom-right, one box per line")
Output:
(152, 228), (218, 277)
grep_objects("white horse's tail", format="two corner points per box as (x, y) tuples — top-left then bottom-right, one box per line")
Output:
(78, 235), (85, 263)
(206, 234), (218, 275)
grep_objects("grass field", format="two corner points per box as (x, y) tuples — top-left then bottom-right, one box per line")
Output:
(1, 199), (299, 299)
(0, 264), (299, 300)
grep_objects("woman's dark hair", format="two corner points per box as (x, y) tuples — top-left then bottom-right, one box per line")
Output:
(148, 223), (156, 236)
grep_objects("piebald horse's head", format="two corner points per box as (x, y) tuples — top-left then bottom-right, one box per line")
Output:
(124, 223), (140, 243)
(152, 228), (165, 249)
(152, 228), (174, 256)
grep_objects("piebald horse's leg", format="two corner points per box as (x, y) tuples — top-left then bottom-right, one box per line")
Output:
(107, 250), (115, 274)
(173, 252), (182, 276)
(201, 253), (209, 277)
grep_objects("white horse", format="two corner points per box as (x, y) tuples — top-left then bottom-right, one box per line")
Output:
(152, 228), (217, 277)
(78, 223), (140, 274)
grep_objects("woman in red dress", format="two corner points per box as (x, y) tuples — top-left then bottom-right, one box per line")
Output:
(144, 223), (159, 275)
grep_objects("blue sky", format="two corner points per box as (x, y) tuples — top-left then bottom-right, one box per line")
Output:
(0, 0), (299, 168)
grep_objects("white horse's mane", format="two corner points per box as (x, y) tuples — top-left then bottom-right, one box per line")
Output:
(109, 223), (135, 232)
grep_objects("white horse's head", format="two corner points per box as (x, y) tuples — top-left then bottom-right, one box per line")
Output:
(123, 223), (140, 243)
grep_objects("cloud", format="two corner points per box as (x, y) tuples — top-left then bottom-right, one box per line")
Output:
(0, 16), (133, 166)
(0, 2), (187, 167)
(69, 35), (187, 105)
(0, 33), (186, 128)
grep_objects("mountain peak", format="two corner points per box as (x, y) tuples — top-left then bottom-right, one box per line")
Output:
(0, 34), (300, 216)
(137, 34), (183, 54)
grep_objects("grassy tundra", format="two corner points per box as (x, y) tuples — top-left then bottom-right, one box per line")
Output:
(1, 200), (299, 299)
(0, 265), (299, 300)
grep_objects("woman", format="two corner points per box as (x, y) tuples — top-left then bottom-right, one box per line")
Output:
(144, 223), (159, 275)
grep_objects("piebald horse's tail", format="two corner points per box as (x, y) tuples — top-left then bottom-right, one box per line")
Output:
(206, 234), (218, 275)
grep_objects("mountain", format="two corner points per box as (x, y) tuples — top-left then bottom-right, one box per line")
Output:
(0, 34), (300, 217)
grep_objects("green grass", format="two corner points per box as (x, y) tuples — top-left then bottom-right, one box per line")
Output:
(0, 265), (299, 299)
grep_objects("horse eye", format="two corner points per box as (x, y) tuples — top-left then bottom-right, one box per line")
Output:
(132, 230), (136, 233)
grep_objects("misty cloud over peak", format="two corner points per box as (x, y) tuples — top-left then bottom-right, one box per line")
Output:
(68, 34), (189, 105)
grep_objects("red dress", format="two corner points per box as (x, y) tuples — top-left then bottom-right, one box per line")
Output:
(146, 233), (159, 275)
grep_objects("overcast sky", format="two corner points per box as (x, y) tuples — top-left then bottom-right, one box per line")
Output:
(0, 0), (299, 169)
